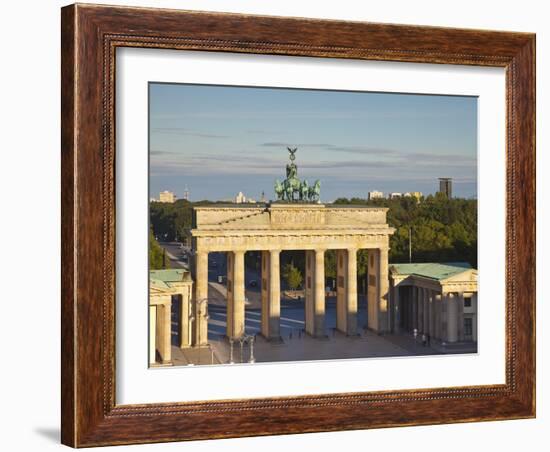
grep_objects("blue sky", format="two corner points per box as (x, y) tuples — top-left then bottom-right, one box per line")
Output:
(149, 83), (477, 201)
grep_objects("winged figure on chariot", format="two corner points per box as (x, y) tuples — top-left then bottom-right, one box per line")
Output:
(274, 147), (320, 203)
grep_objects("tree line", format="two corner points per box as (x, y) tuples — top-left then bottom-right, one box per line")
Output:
(333, 193), (477, 267)
(149, 193), (477, 280)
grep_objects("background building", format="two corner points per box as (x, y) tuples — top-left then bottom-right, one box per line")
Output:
(149, 269), (194, 366)
(389, 262), (478, 345)
(368, 190), (384, 200)
(235, 191), (246, 203)
(438, 178), (453, 198)
(389, 192), (402, 199)
(159, 190), (176, 203)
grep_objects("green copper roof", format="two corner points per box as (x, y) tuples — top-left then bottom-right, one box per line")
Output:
(390, 262), (472, 281)
(150, 278), (171, 290)
(149, 269), (189, 283)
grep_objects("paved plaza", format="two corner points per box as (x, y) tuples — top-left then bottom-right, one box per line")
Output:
(168, 281), (476, 367)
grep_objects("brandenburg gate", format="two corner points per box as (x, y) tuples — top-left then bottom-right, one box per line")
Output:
(189, 148), (395, 345)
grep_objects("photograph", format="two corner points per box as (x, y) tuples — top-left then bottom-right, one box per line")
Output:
(147, 83), (479, 367)
(51, 1), (536, 447)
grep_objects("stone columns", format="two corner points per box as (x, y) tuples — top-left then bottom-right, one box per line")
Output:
(227, 250), (245, 339)
(379, 247), (389, 331)
(428, 290), (434, 337)
(336, 249), (357, 335)
(193, 250), (209, 346)
(446, 293), (458, 343)
(393, 284), (401, 333)
(261, 251), (269, 338)
(428, 290), (436, 337)
(434, 293), (442, 340)
(306, 249), (326, 337)
(314, 249), (326, 336)
(472, 293), (478, 342)
(418, 288), (424, 333)
(261, 250), (281, 340)
(336, 250), (346, 333)
(411, 287), (418, 331)
(457, 292), (465, 341)
(179, 286), (192, 348)
(422, 289), (431, 334)
(149, 305), (157, 365)
(156, 296), (172, 364)
(269, 250), (281, 338)
(367, 247), (390, 333)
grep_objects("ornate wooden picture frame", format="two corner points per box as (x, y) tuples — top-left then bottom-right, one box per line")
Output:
(61, 3), (535, 447)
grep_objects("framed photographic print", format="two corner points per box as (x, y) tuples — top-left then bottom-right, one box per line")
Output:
(61, 3), (535, 447)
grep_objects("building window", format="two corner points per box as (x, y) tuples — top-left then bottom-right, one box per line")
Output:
(338, 276), (345, 289)
(464, 317), (473, 337)
(339, 254), (343, 268)
(307, 276), (311, 289)
(369, 274), (376, 286)
(370, 254), (374, 267)
(464, 296), (472, 307)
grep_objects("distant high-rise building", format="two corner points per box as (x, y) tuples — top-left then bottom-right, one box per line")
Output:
(438, 178), (453, 198)
(260, 191), (266, 203)
(159, 190), (176, 203)
(235, 192), (246, 203)
(389, 192), (402, 199)
(368, 190), (384, 200)
(183, 185), (190, 201)
(410, 191), (423, 201)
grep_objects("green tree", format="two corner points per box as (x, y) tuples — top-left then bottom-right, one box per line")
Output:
(282, 262), (303, 290)
(325, 250), (337, 279)
(149, 229), (170, 270)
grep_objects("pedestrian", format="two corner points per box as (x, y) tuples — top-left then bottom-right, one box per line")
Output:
(422, 333), (427, 347)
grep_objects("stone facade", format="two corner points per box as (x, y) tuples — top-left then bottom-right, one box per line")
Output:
(389, 263), (478, 343)
(189, 203), (395, 344)
(149, 269), (193, 365)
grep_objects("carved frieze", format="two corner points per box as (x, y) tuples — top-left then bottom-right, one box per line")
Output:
(192, 204), (394, 252)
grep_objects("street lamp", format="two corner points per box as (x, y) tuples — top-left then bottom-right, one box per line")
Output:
(239, 337), (246, 364)
(187, 315), (196, 366)
(188, 314), (195, 364)
(247, 335), (256, 363)
(228, 338), (235, 364)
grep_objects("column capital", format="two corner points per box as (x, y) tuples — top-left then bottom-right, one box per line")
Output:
(269, 249), (281, 255)
(314, 248), (326, 255)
